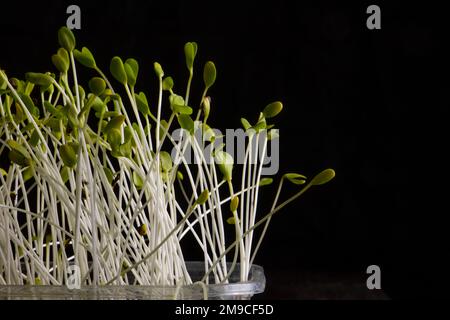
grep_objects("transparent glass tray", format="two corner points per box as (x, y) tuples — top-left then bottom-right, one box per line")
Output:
(0, 262), (265, 300)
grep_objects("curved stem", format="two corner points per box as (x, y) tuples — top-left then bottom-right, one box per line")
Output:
(202, 183), (314, 282)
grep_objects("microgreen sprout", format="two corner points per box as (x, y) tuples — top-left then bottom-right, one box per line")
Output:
(0, 27), (334, 292)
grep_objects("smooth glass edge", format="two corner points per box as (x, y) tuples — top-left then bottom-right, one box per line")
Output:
(0, 263), (265, 300)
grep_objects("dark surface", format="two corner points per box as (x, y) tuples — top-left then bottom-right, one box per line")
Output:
(257, 268), (389, 300)
(0, 0), (448, 299)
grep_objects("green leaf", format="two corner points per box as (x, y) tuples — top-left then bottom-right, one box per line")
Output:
(230, 196), (239, 212)
(59, 144), (77, 168)
(107, 129), (122, 148)
(79, 102), (91, 127)
(22, 123), (34, 132)
(57, 48), (69, 65)
(283, 173), (307, 185)
(13, 103), (25, 123)
(65, 105), (79, 128)
(102, 118), (114, 135)
(124, 58), (138, 86)
(202, 123), (215, 142)
(177, 171), (184, 181)
(25, 73), (53, 87)
(132, 122), (140, 135)
(0, 73), (7, 90)
(310, 169), (335, 186)
(133, 171), (144, 189)
(252, 113), (267, 132)
(88, 77), (106, 96)
(45, 83), (55, 95)
(24, 81), (35, 95)
(8, 149), (29, 167)
(153, 62), (164, 78)
(106, 93), (121, 101)
(203, 61), (216, 89)
(104, 115), (125, 134)
(15, 93), (39, 117)
(45, 117), (63, 131)
(75, 84), (85, 101)
(0, 168), (7, 176)
(123, 64), (136, 87)
(240, 118), (251, 131)
(110, 56), (127, 85)
(91, 96), (106, 113)
(177, 114), (194, 134)
(184, 42), (198, 71)
(263, 101), (283, 118)
(159, 151), (173, 172)
(124, 64), (136, 87)
(119, 141), (132, 158)
(103, 167), (114, 184)
(52, 105), (66, 118)
(199, 98), (209, 121)
(58, 26), (75, 52)
(226, 216), (236, 225)
(52, 54), (69, 73)
(169, 94), (184, 107)
(60, 166), (70, 184)
(10, 78), (25, 92)
(125, 58), (138, 77)
(100, 88), (116, 99)
(259, 177), (273, 186)
(162, 76), (174, 91)
(158, 120), (168, 140)
(68, 141), (80, 154)
(135, 92), (150, 116)
(124, 126), (133, 143)
(23, 166), (34, 182)
(195, 189), (210, 206)
(39, 82), (53, 95)
(29, 130), (40, 147)
(103, 111), (121, 118)
(7, 140), (30, 158)
(73, 47), (96, 68)
(215, 151), (233, 181)
(173, 104), (193, 115)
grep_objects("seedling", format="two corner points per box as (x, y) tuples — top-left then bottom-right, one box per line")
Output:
(0, 27), (334, 289)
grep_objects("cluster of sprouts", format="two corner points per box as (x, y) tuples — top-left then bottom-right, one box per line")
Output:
(0, 27), (334, 288)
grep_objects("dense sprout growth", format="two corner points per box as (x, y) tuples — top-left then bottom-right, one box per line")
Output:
(0, 27), (334, 288)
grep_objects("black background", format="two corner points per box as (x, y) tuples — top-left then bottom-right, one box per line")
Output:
(0, 0), (448, 299)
